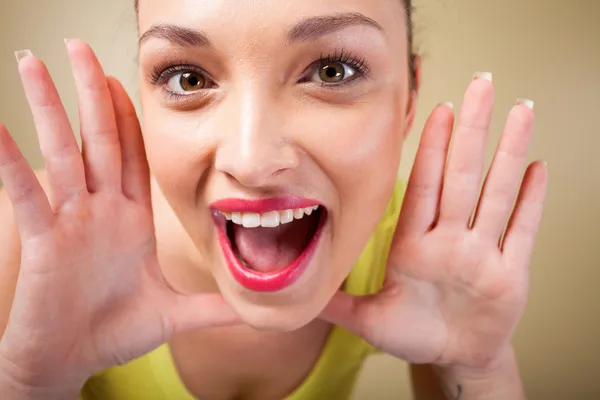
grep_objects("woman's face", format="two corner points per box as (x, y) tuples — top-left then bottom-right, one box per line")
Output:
(137, 0), (416, 331)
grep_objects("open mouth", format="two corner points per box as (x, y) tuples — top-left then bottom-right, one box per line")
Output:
(212, 199), (327, 292)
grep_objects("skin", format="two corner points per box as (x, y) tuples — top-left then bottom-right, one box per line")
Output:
(0, 0), (548, 399)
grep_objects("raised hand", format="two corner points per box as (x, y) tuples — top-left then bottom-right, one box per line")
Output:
(321, 74), (548, 373)
(0, 41), (238, 394)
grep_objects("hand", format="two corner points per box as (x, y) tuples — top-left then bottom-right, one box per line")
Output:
(320, 76), (548, 372)
(0, 41), (238, 392)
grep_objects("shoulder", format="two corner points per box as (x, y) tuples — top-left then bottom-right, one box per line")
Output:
(0, 170), (50, 338)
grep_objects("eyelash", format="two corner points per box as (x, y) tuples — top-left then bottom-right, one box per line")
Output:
(148, 64), (208, 87)
(147, 49), (371, 102)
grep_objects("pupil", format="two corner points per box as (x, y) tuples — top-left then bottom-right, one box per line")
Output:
(188, 76), (199, 86)
(326, 67), (338, 78)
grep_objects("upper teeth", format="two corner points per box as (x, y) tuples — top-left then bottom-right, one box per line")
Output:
(222, 206), (319, 228)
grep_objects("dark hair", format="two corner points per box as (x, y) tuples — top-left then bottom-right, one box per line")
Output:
(405, 0), (417, 90)
(134, 0), (417, 89)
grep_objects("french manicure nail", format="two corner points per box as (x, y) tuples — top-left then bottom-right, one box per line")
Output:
(473, 71), (493, 82)
(14, 49), (33, 63)
(441, 101), (454, 109)
(517, 98), (534, 110)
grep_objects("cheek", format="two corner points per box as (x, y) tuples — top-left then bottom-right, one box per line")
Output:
(302, 99), (405, 196)
(141, 108), (213, 200)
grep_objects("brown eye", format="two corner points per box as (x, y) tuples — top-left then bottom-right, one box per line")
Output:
(179, 72), (205, 91)
(313, 61), (356, 84)
(166, 71), (207, 93)
(319, 62), (345, 82)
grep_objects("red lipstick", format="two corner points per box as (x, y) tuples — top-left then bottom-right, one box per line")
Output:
(211, 197), (320, 213)
(211, 197), (325, 292)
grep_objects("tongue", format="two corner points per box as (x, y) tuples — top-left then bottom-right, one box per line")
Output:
(232, 213), (317, 273)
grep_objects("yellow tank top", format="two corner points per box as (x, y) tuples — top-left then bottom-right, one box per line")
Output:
(80, 180), (406, 400)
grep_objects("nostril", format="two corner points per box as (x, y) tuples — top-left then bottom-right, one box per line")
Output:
(223, 171), (236, 181)
(272, 168), (288, 178)
(215, 143), (300, 187)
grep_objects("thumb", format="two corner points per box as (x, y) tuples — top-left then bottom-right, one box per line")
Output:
(320, 290), (381, 340)
(162, 292), (242, 338)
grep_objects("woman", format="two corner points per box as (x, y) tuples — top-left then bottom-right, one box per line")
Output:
(0, 0), (548, 398)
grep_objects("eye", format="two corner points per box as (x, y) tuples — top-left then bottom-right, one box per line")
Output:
(299, 50), (369, 87)
(313, 61), (356, 84)
(166, 71), (207, 94)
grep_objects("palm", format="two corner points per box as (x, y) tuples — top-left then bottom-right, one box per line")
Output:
(375, 229), (522, 366)
(321, 77), (548, 370)
(16, 192), (165, 370)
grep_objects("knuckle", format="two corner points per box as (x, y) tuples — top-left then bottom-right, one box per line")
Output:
(44, 142), (80, 161)
(407, 181), (437, 199)
(459, 121), (488, 136)
(0, 152), (21, 169)
(10, 185), (36, 206)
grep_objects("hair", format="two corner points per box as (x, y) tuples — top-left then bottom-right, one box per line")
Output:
(404, 0), (417, 90)
(134, 0), (417, 89)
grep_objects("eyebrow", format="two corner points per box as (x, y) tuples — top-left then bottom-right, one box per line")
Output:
(139, 12), (383, 48)
(139, 24), (212, 47)
(287, 12), (383, 42)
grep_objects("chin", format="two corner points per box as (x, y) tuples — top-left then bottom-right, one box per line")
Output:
(216, 255), (337, 332)
(224, 294), (327, 332)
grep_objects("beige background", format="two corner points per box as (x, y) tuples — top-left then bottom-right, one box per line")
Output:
(1, 0), (599, 399)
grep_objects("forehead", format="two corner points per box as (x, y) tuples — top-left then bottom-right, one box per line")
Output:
(137, 0), (408, 48)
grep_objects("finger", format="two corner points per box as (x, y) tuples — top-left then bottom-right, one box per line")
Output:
(106, 77), (151, 207)
(396, 103), (454, 236)
(16, 51), (86, 205)
(164, 293), (242, 337)
(473, 101), (535, 240)
(319, 290), (376, 339)
(438, 73), (494, 226)
(0, 123), (53, 236)
(65, 39), (121, 192)
(502, 161), (548, 268)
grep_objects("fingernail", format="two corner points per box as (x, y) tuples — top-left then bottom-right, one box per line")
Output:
(440, 101), (454, 109)
(473, 71), (493, 82)
(14, 49), (33, 63)
(517, 98), (535, 110)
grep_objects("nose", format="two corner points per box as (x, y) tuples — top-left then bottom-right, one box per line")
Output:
(214, 90), (300, 188)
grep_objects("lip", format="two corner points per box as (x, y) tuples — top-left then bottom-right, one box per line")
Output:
(210, 197), (320, 213)
(211, 198), (326, 293)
